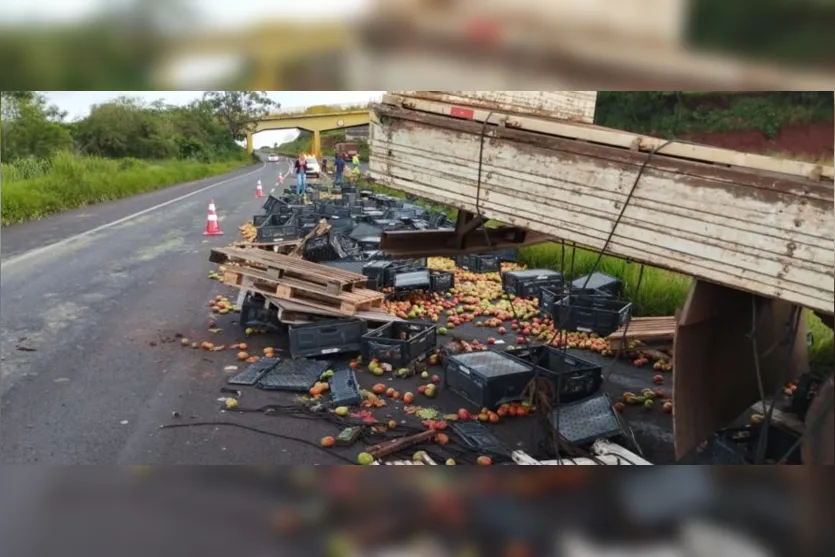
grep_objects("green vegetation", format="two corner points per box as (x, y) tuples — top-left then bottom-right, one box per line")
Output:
(1, 91), (276, 225)
(595, 91), (833, 139)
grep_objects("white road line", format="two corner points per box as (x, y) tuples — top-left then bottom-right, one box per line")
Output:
(3, 163), (267, 269)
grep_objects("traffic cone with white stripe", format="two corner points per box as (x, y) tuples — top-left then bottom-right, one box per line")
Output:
(255, 179), (264, 198)
(203, 199), (223, 236)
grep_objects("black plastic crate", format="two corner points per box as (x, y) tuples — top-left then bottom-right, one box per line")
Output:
(256, 214), (300, 242)
(252, 214), (270, 227)
(361, 321), (438, 367)
(323, 260), (366, 275)
(454, 253), (501, 273)
(302, 236), (340, 263)
(548, 392), (623, 446)
(329, 367), (362, 407)
(552, 294), (633, 336)
(342, 192), (358, 206)
(262, 195), (284, 214)
(362, 260), (393, 282)
(288, 319), (367, 358)
(382, 259), (428, 287)
(449, 421), (509, 457)
(240, 293), (282, 333)
(444, 350), (535, 409)
(570, 272), (623, 298)
(317, 203), (351, 219)
(490, 248), (520, 262)
(502, 269), (563, 298)
(330, 233), (362, 259)
(504, 345), (602, 403)
(327, 215), (355, 233)
(228, 357), (280, 386)
(430, 270), (455, 293)
(257, 359), (331, 392)
(393, 269), (431, 293)
(538, 287), (562, 315)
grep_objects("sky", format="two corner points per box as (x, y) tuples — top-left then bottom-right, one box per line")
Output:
(0, 0), (372, 28)
(42, 91), (383, 148)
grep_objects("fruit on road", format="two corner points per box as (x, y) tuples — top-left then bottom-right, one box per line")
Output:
(644, 399), (654, 409)
(614, 401), (626, 412)
(435, 433), (449, 445)
(237, 351), (249, 360)
(653, 374), (664, 385)
(224, 398), (239, 409)
(357, 452), (374, 465)
(320, 436), (335, 448)
(403, 392), (415, 404)
(457, 408), (470, 421)
(662, 401), (673, 413)
(445, 458), (456, 465)
(372, 383), (386, 394)
(421, 371), (430, 379)
(476, 456), (492, 466)
(334, 406), (349, 417)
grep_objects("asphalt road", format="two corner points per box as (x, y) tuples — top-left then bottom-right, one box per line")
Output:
(0, 155), (353, 465)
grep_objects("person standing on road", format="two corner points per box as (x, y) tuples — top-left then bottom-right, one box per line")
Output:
(295, 155), (307, 195)
(352, 153), (360, 171)
(334, 153), (345, 187)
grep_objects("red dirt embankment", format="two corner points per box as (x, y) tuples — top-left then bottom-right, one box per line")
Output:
(681, 122), (833, 161)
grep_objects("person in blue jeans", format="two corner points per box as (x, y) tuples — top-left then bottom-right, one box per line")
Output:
(334, 153), (345, 187)
(294, 155), (307, 195)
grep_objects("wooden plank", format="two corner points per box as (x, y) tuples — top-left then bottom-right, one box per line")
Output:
(607, 316), (677, 350)
(369, 104), (834, 315)
(381, 93), (833, 183)
(394, 91), (597, 123)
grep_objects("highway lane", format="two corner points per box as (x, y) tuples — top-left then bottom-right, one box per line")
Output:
(0, 155), (349, 465)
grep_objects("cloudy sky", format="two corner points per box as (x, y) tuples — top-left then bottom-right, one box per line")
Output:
(43, 90), (383, 148)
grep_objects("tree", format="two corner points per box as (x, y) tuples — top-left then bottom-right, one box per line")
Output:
(1, 91), (74, 162)
(202, 91), (278, 140)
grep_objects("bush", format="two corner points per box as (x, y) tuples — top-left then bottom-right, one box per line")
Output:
(1, 151), (254, 225)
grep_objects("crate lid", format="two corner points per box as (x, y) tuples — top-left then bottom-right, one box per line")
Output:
(394, 270), (431, 288)
(506, 269), (562, 279)
(451, 350), (533, 378)
(571, 272), (621, 290)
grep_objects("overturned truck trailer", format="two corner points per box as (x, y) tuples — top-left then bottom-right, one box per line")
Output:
(368, 91), (835, 462)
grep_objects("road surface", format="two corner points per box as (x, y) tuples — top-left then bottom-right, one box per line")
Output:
(0, 155), (352, 465)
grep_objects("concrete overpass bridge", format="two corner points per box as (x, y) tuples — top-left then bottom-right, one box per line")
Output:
(247, 108), (370, 159)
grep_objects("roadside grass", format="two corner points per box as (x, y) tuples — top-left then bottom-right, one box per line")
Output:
(1, 151), (256, 226)
(359, 177), (833, 369)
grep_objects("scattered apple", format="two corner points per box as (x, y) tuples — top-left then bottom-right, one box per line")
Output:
(372, 383), (386, 395)
(334, 406), (349, 417)
(357, 452), (374, 465)
(662, 401), (673, 413)
(476, 456), (492, 466)
(320, 436), (335, 448)
(403, 392), (415, 404)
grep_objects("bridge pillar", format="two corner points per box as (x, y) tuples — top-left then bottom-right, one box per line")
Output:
(312, 129), (322, 160)
(245, 132), (254, 153)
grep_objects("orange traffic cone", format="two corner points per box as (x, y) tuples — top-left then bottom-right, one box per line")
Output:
(203, 199), (223, 236)
(256, 179), (264, 198)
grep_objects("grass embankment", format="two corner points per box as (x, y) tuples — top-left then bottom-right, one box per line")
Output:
(1, 151), (256, 226)
(361, 180), (834, 370)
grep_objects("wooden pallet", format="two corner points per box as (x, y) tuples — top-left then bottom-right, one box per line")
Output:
(275, 279), (384, 316)
(607, 316), (677, 351)
(223, 265), (385, 317)
(211, 246), (366, 294)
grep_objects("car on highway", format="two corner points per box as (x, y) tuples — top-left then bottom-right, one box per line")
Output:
(267, 153), (279, 162)
(304, 156), (321, 178)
